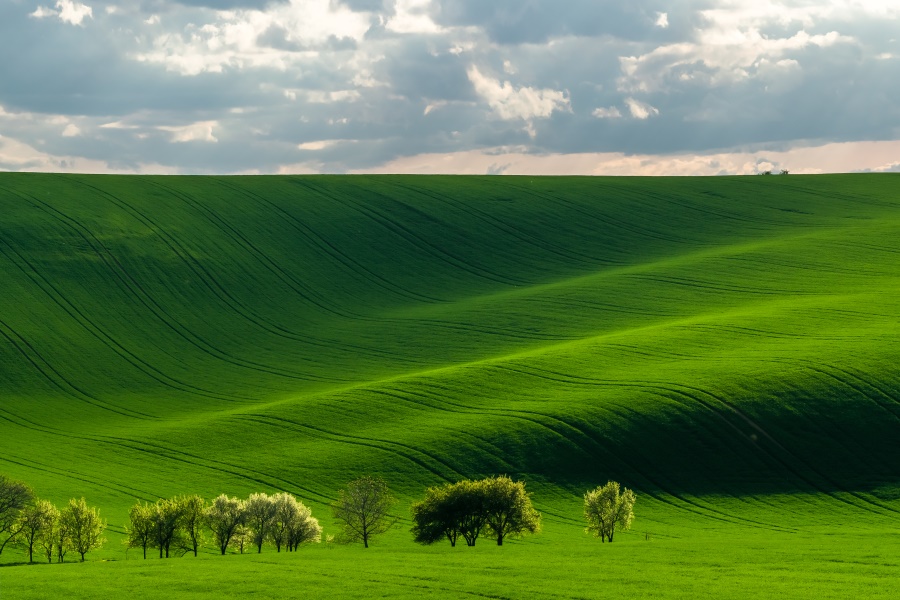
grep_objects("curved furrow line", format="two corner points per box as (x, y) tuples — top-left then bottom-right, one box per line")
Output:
(7, 184), (348, 390)
(240, 413), (468, 482)
(410, 318), (575, 342)
(382, 179), (605, 266)
(789, 360), (900, 421)
(66, 176), (354, 321)
(0, 454), (158, 503)
(0, 233), (256, 405)
(501, 180), (694, 247)
(97, 435), (335, 505)
(296, 178), (524, 286)
(363, 388), (526, 473)
(625, 273), (812, 296)
(649, 189), (803, 229)
(215, 178), (444, 305)
(145, 178), (368, 320)
(392, 382), (792, 530)
(482, 363), (888, 522)
(670, 380), (900, 518)
(60, 178), (369, 383)
(529, 297), (680, 319)
(0, 317), (155, 420)
(723, 253), (887, 277)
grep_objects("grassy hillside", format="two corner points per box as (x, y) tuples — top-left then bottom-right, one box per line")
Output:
(1, 173), (900, 596)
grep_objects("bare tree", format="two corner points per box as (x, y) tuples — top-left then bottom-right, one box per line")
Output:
(245, 493), (277, 553)
(60, 498), (106, 561)
(206, 494), (245, 555)
(0, 474), (34, 555)
(583, 481), (636, 543)
(332, 476), (396, 548)
(17, 499), (57, 563)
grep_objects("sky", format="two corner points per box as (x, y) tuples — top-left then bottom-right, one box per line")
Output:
(1, 0), (899, 175)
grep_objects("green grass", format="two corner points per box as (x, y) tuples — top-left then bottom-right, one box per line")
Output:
(1, 173), (900, 597)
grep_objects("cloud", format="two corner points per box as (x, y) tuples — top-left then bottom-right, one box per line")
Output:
(592, 106), (622, 119)
(31, 1), (93, 26)
(467, 65), (570, 123)
(4, 1), (900, 174)
(158, 121), (219, 143)
(624, 98), (659, 119)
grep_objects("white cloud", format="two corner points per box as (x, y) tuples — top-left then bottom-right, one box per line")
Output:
(386, 0), (443, 34)
(467, 66), (570, 124)
(131, 0), (371, 76)
(655, 12), (669, 28)
(297, 140), (342, 150)
(157, 121), (219, 143)
(30, 1), (93, 26)
(57, 0), (92, 25)
(145, 15), (160, 26)
(61, 123), (81, 137)
(624, 98), (659, 119)
(592, 106), (622, 119)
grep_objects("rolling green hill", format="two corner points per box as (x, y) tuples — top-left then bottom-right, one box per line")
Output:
(2, 173), (900, 597)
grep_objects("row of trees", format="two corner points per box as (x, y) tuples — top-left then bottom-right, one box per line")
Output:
(2, 473), (637, 563)
(124, 492), (322, 559)
(0, 476), (106, 563)
(411, 475), (541, 546)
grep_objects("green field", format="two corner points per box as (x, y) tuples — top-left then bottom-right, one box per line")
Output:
(1, 173), (899, 598)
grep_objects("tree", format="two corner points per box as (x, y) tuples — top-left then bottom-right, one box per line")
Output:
(583, 481), (636, 543)
(54, 510), (70, 563)
(0, 474), (34, 555)
(206, 494), (245, 555)
(331, 476), (396, 548)
(245, 493), (277, 553)
(151, 498), (185, 558)
(286, 499), (322, 551)
(270, 492), (321, 552)
(60, 498), (106, 561)
(411, 481), (480, 547)
(480, 476), (541, 546)
(411, 484), (459, 547)
(17, 499), (57, 563)
(36, 502), (60, 564)
(125, 502), (154, 559)
(177, 495), (206, 557)
(232, 525), (251, 554)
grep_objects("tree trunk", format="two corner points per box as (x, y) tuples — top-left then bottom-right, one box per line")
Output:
(143, 546), (147, 560)
(80, 551), (86, 562)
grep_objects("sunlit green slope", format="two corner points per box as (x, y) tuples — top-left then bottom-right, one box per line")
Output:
(1, 173), (900, 538)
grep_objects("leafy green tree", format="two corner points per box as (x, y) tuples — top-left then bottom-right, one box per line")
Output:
(0, 474), (34, 555)
(245, 493), (277, 553)
(411, 484), (457, 546)
(17, 499), (57, 563)
(125, 502), (154, 559)
(332, 476), (396, 548)
(177, 495), (206, 557)
(583, 481), (636, 543)
(411, 482), (476, 547)
(206, 494), (245, 555)
(151, 498), (185, 558)
(232, 524), (251, 554)
(286, 499), (322, 551)
(54, 510), (70, 563)
(60, 498), (106, 561)
(480, 475), (541, 546)
(270, 492), (321, 552)
(36, 502), (60, 563)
